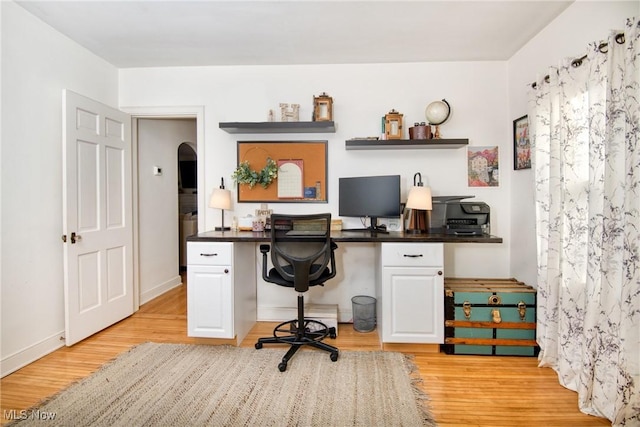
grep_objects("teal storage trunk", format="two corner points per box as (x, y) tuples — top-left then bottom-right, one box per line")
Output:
(443, 278), (539, 356)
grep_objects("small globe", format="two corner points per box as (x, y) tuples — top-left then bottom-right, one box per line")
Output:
(425, 99), (451, 125)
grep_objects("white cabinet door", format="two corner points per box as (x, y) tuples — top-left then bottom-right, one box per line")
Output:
(186, 241), (256, 343)
(379, 242), (444, 344)
(381, 266), (444, 343)
(187, 265), (233, 338)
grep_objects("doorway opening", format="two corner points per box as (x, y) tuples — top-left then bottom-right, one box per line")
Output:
(178, 142), (198, 270)
(134, 116), (198, 305)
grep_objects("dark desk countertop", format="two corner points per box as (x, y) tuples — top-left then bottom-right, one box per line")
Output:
(188, 230), (502, 244)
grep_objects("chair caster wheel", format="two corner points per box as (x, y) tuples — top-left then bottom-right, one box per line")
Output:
(330, 351), (339, 362)
(278, 362), (287, 372)
(255, 342), (263, 349)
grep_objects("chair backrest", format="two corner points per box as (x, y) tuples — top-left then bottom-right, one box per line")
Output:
(269, 213), (335, 292)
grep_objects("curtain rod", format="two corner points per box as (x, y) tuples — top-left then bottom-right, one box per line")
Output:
(531, 32), (626, 89)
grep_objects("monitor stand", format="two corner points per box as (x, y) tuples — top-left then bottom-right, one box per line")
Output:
(342, 217), (390, 234)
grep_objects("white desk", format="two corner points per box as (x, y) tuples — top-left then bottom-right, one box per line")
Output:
(187, 230), (502, 346)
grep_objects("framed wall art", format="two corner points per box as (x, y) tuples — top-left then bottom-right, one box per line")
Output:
(234, 140), (327, 203)
(468, 146), (499, 187)
(513, 115), (531, 170)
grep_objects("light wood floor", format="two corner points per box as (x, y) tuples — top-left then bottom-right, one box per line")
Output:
(1, 281), (610, 426)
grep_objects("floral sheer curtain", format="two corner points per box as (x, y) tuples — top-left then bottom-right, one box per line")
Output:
(527, 18), (639, 426)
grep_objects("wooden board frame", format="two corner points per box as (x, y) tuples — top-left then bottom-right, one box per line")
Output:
(236, 140), (328, 203)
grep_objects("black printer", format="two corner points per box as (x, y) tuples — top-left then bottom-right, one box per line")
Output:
(429, 196), (490, 236)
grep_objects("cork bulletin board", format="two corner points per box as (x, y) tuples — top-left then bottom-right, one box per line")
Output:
(236, 141), (327, 203)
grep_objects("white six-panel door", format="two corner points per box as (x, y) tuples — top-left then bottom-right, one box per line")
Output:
(62, 90), (134, 345)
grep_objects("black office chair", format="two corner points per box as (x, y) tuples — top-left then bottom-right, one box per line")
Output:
(254, 213), (339, 372)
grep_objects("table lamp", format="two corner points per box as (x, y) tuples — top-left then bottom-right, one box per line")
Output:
(209, 177), (232, 231)
(406, 173), (432, 234)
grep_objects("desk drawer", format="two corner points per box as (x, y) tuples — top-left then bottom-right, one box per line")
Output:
(187, 242), (232, 266)
(381, 243), (443, 267)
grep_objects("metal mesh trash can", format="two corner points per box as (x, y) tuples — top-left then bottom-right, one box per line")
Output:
(351, 295), (376, 332)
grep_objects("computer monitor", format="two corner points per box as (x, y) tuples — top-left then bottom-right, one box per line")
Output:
(338, 175), (401, 232)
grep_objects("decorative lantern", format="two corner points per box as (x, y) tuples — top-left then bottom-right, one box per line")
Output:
(313, 92), (333, 121)
(384, 109), (404, 139)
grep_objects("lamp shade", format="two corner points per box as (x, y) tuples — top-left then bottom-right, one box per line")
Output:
(406, 186), (433, 210)
(209, 188), (232, 210)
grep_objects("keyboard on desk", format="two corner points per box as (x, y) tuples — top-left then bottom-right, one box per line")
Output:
(285, 230), (327, 236)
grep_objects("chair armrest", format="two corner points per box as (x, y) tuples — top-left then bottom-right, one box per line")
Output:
(260, 244), (270, 282)
(329, 240), (338, 277)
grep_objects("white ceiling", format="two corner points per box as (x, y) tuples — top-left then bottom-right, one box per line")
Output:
(16, 1), (574, 68)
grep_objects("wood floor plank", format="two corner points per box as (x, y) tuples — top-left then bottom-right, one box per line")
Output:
(1, 282), (610, 426)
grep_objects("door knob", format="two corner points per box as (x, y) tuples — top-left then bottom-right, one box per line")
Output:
(70, 232), (81, 244)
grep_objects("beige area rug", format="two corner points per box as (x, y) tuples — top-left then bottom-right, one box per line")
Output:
(11, 342), (436, 426)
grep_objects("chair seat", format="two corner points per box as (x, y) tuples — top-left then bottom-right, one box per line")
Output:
(267, 264), (332, 288)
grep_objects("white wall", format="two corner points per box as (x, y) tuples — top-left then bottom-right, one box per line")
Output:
(6, 0), (634, 373)
(0, 1), (120, 375)
(507, 1), (639, 287)
(137, 119), (196, 304)
(119, 61), (512, 318)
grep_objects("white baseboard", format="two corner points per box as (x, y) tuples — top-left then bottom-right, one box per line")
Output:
(257, 306), (353, 323)
(140, 275), (182, 305)
(2, 276), (182, 378)
(340, 309), (354, 323)
(257, 306), (295, 322)
(1, 331), (65, 378)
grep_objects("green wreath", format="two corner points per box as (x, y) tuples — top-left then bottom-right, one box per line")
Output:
(232, 157), (278, 189)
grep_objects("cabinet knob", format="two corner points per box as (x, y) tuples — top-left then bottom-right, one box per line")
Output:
(224, 269), (229, 274)
(438, 270), (443, 276)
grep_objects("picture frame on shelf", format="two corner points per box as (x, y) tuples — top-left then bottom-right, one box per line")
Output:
(513, 115), (531, 170)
